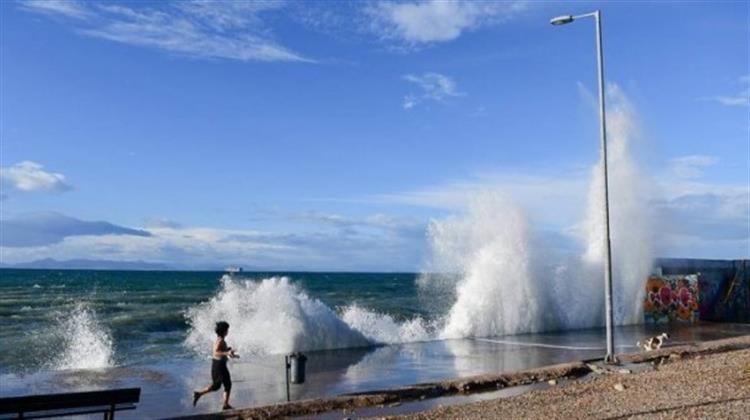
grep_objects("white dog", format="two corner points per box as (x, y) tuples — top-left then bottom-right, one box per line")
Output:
(637, 333), (670, 351)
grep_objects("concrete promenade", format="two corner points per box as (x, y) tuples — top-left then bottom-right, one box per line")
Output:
(172, 333), (750, 419)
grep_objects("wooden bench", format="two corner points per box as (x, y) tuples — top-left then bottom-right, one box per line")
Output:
(0, 388), (140, 419)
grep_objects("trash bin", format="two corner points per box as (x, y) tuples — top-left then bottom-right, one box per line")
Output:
(288, 352), (307, 384)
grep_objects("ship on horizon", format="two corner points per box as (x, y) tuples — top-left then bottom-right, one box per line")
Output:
(225, 266), (243, 275)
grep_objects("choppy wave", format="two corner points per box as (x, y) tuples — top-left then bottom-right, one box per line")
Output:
(341, 305), (432, 344)
(185, 277), (365, 356)
(185, 276), (437, 357)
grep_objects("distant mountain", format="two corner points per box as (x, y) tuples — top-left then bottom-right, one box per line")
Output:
(3, 258), (174, 271)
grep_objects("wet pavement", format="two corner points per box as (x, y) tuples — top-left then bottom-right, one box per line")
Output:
(2, 322), (749, 419)
(298, 382), (551, 420)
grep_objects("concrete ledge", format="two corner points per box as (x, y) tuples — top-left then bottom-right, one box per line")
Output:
(344, 360), (590, 398)
(169, 393), (401, 420)
(170, 334), (750, 420)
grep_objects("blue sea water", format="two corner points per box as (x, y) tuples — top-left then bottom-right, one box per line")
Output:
(0, 269), (430, 374)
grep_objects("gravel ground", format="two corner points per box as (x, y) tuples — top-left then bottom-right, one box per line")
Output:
(393, 349), (750, 419)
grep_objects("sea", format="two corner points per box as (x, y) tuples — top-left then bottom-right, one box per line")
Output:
(0, 269), (436, 375)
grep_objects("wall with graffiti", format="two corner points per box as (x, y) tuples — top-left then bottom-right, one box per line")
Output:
(644, 274), (700, 323)
(647, 259), (749, 324)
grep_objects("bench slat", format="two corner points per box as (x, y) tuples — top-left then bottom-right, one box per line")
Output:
(0, 388), (140, 414)
(0, 404), (136, 420)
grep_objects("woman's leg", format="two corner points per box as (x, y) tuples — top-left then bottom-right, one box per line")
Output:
(222, 389), (232, 409)
(221, 369), (233, 409)
(194, 381), (220, 406)
(194, 363), (223, 407)
(197, 383), (216, 394)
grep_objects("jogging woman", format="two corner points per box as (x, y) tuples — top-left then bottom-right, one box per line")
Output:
(193, 321), (238, 410)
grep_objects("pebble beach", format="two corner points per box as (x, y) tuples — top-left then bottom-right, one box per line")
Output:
(394, 348), (750, 419)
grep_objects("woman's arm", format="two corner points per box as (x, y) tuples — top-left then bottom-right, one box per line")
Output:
(213, 340), (235, 358)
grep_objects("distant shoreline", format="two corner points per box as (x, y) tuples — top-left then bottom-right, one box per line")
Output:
(2, 256), (746, 273)
(0, 264), (420, 274)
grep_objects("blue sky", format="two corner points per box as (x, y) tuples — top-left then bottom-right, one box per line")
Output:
(1, 0), (748, 270)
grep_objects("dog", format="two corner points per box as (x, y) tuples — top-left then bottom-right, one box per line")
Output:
(637, 333), (669, 351)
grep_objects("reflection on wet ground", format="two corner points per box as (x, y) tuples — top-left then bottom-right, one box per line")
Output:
(302, 382), (549, 420)
(2, 322), (748, 419)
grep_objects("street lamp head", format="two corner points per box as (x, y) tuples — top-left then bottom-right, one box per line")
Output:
(550, 15), (574, 26)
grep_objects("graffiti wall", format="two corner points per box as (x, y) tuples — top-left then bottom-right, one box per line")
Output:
(650, 259), (750, 324)
(644, 274), (700, 323)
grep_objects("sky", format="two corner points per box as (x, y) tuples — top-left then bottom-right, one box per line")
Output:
(0, 0), (748, 271)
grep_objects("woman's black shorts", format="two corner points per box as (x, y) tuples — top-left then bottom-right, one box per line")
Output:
(210, 358), (232, 391)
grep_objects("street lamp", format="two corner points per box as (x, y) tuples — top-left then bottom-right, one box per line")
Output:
(551, 10), (617, 364)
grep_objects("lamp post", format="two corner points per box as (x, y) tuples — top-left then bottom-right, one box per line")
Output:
(551, 10), (617, 364)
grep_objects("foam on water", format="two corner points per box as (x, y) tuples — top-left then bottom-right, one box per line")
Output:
(48, 304), (115, 370)
(341, 305), (431, 343)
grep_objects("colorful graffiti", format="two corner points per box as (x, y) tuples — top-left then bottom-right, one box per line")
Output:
(644, 274), (700, 323)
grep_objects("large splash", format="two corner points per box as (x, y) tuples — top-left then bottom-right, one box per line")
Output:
(432, 194), (544, 338)
(424, 85), (654, 337)
(579, 85), (654, 326)
(185, 276), (431, 357)
(47, 304), (115, 370)
(184, 85), (654, 356)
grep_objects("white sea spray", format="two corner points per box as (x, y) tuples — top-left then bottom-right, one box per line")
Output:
(48, 304), (115, 370)
(184, 85), (655, 354)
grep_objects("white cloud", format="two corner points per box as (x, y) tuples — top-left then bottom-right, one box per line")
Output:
(370, 162), (749, 259)
(657, 156), (748, 256)
(0, 161), (71, 192)
(654, 181), (749, 258)
(712, 95), (750, 107)
(368, 0), (527, 46)
(372, 169), (589, 229)
(0, 212), (427, 271)
(402, 94), (418, 110)
(700, 75), (750, 107)
(19, 0), (90, 20)
(402, 72), (463, 109)
(172, 0), (285, 30)
(297, 211), (424, 234)
(18, 1), (530, 60)
(19, 0), (312, 63)
(668, 155), (719, 179)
